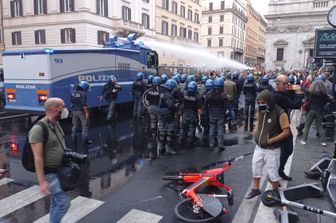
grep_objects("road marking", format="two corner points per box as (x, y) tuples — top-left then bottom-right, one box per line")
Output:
(0, 185), (45, 218)
(0, 178), (14, 186)
(117, 209), (163, 223)
(34, 196), (104, 223)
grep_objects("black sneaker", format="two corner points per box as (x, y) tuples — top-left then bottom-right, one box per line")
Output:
(245, 189), (261, 199)
(219, 147), (225, 152)
(279, 172), (292, 181)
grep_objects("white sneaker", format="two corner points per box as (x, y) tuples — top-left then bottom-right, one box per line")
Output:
(322, 142), (327, 147)
(300, 140), (306, 145)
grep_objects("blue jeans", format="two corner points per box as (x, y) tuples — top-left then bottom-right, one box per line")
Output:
(209, 116), (225, 148)
(107, 99), (116, 120)
(45, 173), (70, 223)
(71, 111), (88, 142)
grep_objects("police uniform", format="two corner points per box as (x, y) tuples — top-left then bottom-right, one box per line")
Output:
(102, 82), (121, 120)
(132, 79), (147, 118)
(200, 88), (211, 145)
(179, 91), (202, 148)
(71, 87), (89, 143)
(145, 85), (161, 140)
(243, 79), (258, 131)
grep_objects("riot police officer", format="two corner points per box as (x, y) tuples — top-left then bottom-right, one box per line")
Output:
(204, 78), (229, 151)
(71, 81), (91, 144)
(132, 72), (147, 119)
(243, 73), (258, 132)
(160, 73), (168, 85)
(146, 75), (154, 89)
(144, 76), (161, 140)
(158, 79), (179, 155)
(258, 75), (273, 92)
(201, 79), (213, 146)
(179, 81), (202, 149)
(101, 75), (122, 121)
(179, 74), (187, 90)
(232, 71), (243, 123)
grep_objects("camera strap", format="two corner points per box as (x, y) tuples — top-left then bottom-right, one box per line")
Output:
(46, 119), (66, 152)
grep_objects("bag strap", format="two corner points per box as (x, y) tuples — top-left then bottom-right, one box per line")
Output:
(45, 120), (66, 152)
(36, 121), (49, 149)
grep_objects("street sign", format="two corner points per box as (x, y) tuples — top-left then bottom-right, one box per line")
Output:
(314, 28), (336, 59)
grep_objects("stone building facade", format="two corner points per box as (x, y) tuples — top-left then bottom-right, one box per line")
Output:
(265, 0), (335, 71)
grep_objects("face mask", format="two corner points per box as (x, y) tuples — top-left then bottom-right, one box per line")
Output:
(59, 108), (69, 119)
(258, 104), (269, 111)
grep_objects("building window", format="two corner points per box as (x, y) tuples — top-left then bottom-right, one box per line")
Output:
(35, 29), (46, 44)
(276, 48), (284, 61)
(161, 21), (168, 35)
(60, 0), (74, 12)
(122, 6), (131, 21)
(221, 1), (225, 10)
(220, 15), (224, 21)
(209, 2), (213, 10)
(188, 9), (192, 21)
(208, 16), (212, 23)
(60, 28), (76, 43)
(162, 0), (169, 10)
(0, 29), (3, 43)
(34, 0), (47, 15)
(219, 26), (224, 34)
(11, 31), (22, 45)
(188, 30), (192, 40)
(208, 27), (212, 35)
(207, 39), (211, 47)
(142, 13), (150, 29)
(219, 38), (223, 47)
(180, 6), (185, 17)
(143, 0), (149, 2)
(10, 0), (23, 17)
(172, 1), (177, 14)
(194, 13), (199, 23)
(97, 30), (109, 45)
(180, 27), (186, 38)
(97, 0), (108, 16)
(194, 32), (199, 43)
(171, 24), (177, 36)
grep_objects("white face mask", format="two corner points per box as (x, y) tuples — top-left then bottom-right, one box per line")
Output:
(60, 108), (69, 119)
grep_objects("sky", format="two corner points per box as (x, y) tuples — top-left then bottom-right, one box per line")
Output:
(250, 0), (270, 16)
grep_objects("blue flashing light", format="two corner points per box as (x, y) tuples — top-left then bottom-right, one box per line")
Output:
(138, 41), (144, 46)
(110, 35), (118, 42)
(127, 33), (138, 41)
(43, 48), (54, 54)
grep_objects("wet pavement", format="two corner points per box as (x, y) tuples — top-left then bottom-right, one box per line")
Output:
(0, 107), (256, 223)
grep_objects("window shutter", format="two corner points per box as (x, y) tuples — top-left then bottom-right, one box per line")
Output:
(11, 32), (15, 45)
(19, 0), (23, 16)
(71, 0), (74, 12)
(35, 30), (38, 44)
(71, 29), (76, 43)
(10, 1), (14, 17)
(128, 8), (131, 21)
(60, 29), (65, 43)
(42, 30), (46, 44)
(34, 0), (38, 15)
(104, 0), (108, 17)
(97, 31), (101, 44)
(105, 32), (109, 42)
(60, 0), (64, 12)
(96, 0), (99, 14)
(43, 0), (47, 14)
(18, 32), (22, 45)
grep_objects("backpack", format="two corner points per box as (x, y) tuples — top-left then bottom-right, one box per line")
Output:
(22, 120), (49, 172)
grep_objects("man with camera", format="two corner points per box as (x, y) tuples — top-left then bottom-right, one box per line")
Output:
(29, 97), (70, 223)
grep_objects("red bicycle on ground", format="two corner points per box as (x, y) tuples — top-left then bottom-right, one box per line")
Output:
(162, 153), (252, 223)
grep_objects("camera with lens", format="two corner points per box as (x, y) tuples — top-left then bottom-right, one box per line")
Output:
(62, 150), (88, 165)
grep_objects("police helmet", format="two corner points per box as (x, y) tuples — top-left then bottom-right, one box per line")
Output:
(205, 79), (214, 90)
(247, 74), (254, 82)
(232, 72), (239, 80)
(164, 79), (178, 91)
(213, 78), (224, 89)
(316, 74), (325, 81)
(136, 72), (144, 80)
(152, 76), (161, 86)
(78, 81), (90, 91)
(108, 75), (117, 83)
(201, 76), (208, 83)
(262, 75), (269, 84)
(288, 75), (295, 84)
(180, 74), (187, 83)
(187, 81), (198, 92)
(161, 74), (168, 83)
(147, 75), (154, 83)
(172, 75), (180, 84)
(186, 75), (196, 83)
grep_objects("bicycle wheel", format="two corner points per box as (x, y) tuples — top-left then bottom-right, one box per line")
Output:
(174, 198), (215, 223)
(162, 175), (183, 181)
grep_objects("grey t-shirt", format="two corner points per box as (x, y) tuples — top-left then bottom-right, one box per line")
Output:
(28, 117), (65, 168)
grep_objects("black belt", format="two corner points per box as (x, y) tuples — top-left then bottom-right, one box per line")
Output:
(44, 167), (58, 174)
(259, 145), (279, 150)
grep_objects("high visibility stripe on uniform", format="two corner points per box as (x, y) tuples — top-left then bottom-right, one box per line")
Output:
(33, 196), (104, 223)
(0, 185), (45, 218)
